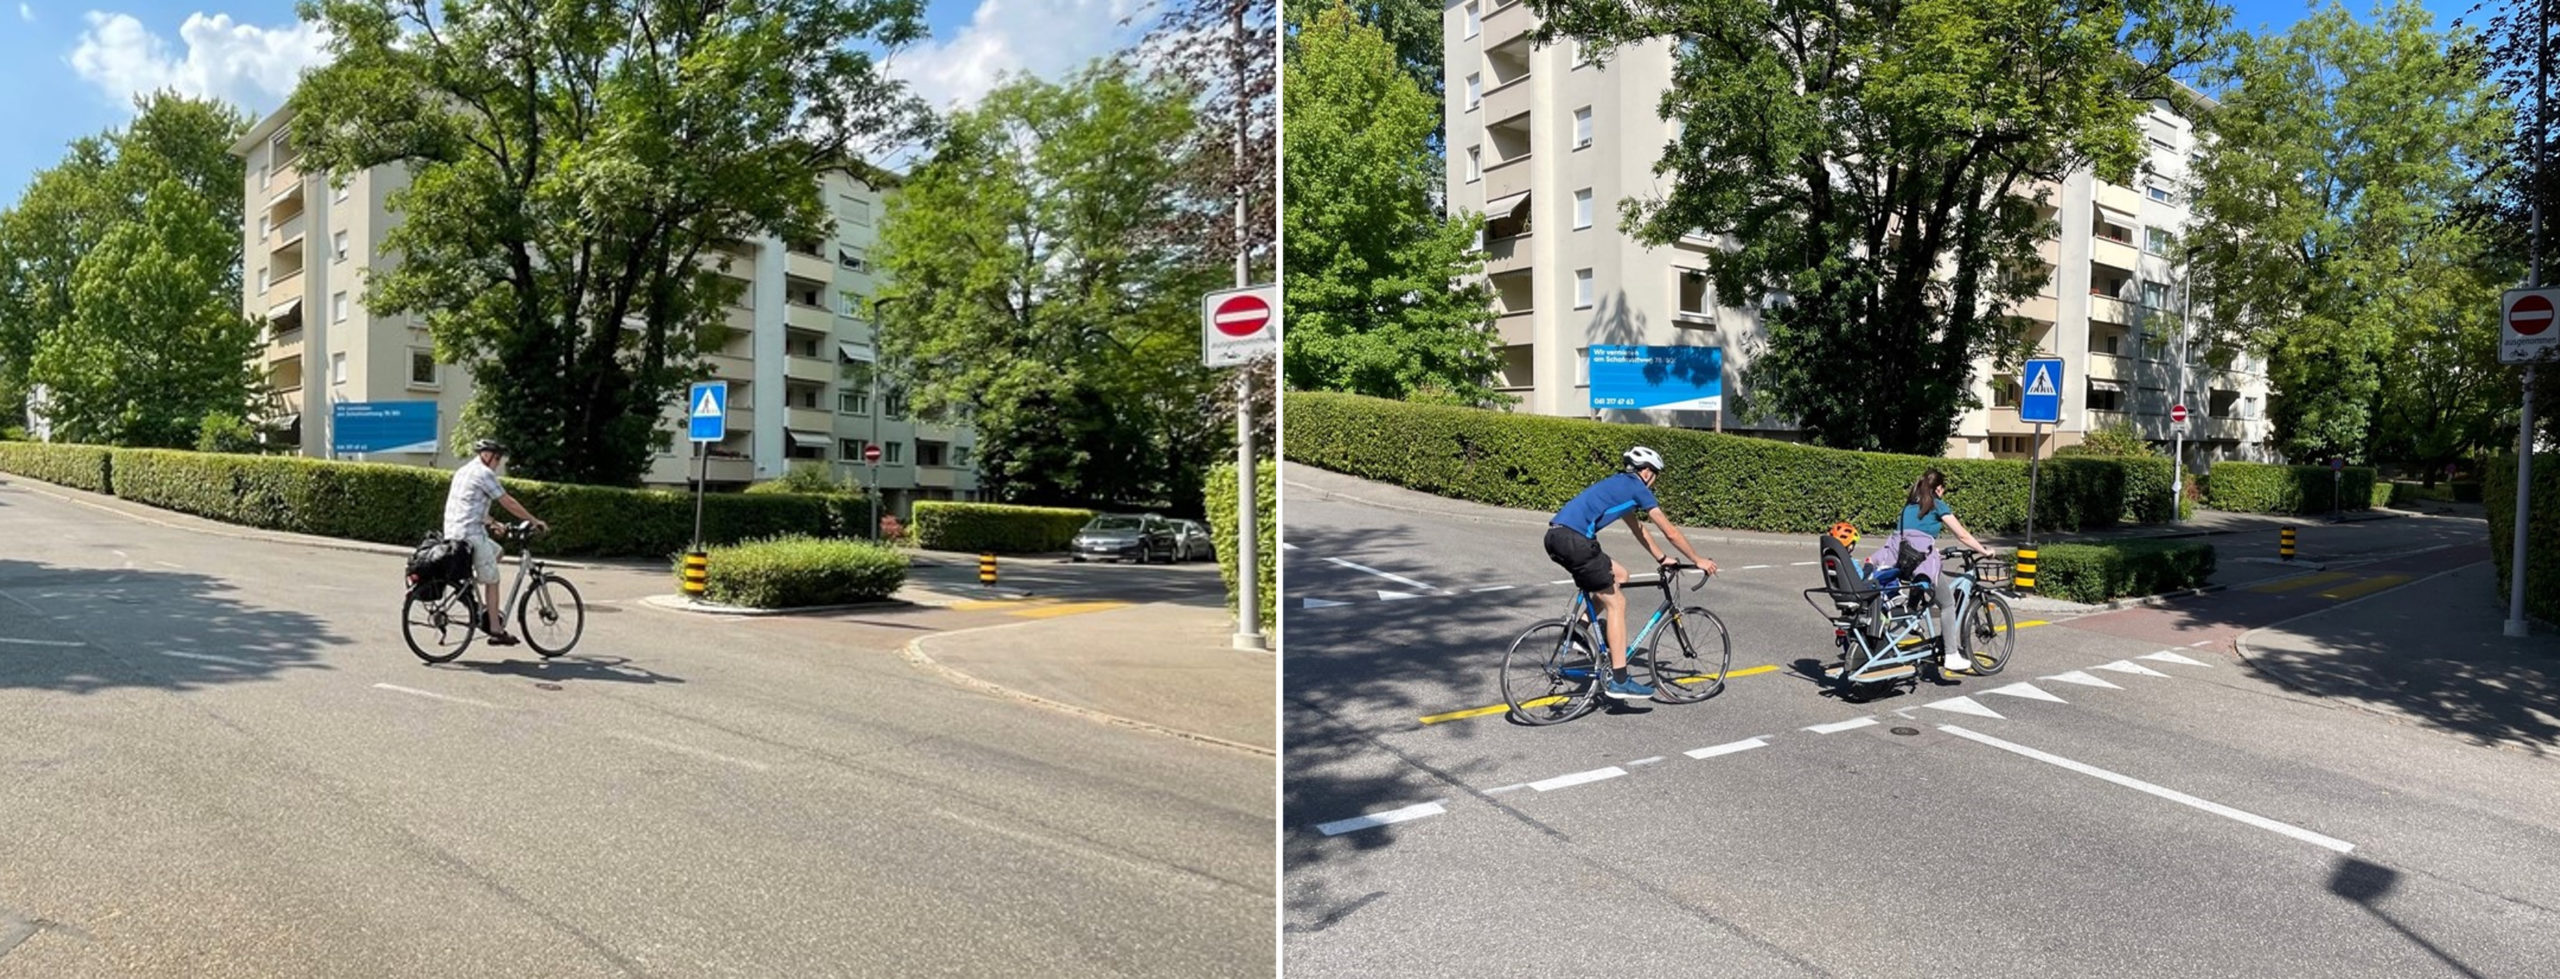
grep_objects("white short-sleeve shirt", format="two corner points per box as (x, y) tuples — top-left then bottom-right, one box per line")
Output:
(443, 458), (507, 539)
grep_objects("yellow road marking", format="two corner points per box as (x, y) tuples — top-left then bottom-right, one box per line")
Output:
(949, 597), (1048, 611)
(1011, 601), (1130, 619)
(2249, 571), (2354, 594)
(1418, 664), (1782, 725)
(2316, 574), (2410, 601)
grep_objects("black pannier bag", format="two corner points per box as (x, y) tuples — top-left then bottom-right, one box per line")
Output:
(404, 536), (472, 602)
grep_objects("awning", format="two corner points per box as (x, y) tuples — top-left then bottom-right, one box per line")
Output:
(787, 430), (831, 450)
(267, 413), (300, 433)
(2088, 378), (2124, 393)
(268, 298), (302, 323)
(2095, 204), (2138, 227)
(1483, 190), (1530, 218)
(838, 341), (873, 363)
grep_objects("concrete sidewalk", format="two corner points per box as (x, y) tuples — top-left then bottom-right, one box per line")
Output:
(2239, 560), (2560, 754)
(904, 601), (1275, 755)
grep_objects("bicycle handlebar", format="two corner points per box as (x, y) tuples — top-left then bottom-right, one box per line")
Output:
(1654, 562), (1711, 591)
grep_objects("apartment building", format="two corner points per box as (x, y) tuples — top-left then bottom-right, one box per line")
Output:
(231, 108), (981, 514)
(1443, 0), (2277, 464)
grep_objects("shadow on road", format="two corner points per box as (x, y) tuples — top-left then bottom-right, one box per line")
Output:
(434, 653), (686, 685)
(2330, 856), (2488, 979)
(0, 557), (344, 694)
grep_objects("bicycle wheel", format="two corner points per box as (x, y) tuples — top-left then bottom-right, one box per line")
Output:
(403, 589), (477, 664)
(1644, 605), (1733, 704)
(1961, 591), (2015, 676)
(1500, 619), (1600, 726)
(517, 574), (586, 658)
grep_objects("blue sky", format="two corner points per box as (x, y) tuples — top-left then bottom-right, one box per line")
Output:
(0, 0), (1149, 202)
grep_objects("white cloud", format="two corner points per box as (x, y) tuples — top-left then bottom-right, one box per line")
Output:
(890, 0), (1142, 110)
(69, 11), (332, 115)
(19, 3), (34, 23)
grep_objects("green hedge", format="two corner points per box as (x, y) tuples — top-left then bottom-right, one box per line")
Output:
(88, 448), (837, 558)
(2485, 455), (2558, 625)
(910, 501), (1096, 553)
(0, 441), (114, 493)
(1206, 460), (1277, 635)
(2385, 481), (2451, 506)
(693, 535), (909, 608)
(2201, 460), (2379, 515)
(2027, 539), (2218, 604)
(1283, 392), (2174, 536)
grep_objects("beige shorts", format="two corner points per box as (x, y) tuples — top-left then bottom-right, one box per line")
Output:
(469, 534), (500, 584)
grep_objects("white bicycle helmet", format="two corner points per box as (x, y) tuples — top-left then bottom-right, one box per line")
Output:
(1623, 445), (1664, 474)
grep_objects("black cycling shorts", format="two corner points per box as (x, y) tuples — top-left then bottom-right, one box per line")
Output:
(1544, 524), (1617, 594)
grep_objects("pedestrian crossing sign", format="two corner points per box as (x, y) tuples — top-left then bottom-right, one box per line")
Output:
(688, 381), (727, 442)
(2020, 357), (2063, 424)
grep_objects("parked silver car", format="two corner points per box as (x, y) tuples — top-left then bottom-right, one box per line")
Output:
(1071, 514), (1179, 563)
(1173, 519), (1217, 562)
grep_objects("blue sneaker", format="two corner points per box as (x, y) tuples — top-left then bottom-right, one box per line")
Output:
(1604, 677), (1657, 701)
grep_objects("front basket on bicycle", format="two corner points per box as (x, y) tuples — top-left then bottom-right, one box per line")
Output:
(1972, 557), (2012, 590)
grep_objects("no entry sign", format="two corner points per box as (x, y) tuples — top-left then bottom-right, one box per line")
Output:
(1203, 284), (1279, 367)
(2501, 288), (2560, 363)
(2169, 404), (2188, 424)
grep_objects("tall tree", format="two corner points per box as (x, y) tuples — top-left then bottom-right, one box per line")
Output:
(30, 180), (264, 446)
(872, 66), (1226, 507)
(1285, 3), (1501, 405)
(1283, 0), (1443, 91)
(288, 0), (928, 486)
(2453, 0), (2560, 450)
(2184, 1), (2510, 461)
(1527, 0), (2225, 454)
(0, 93), (248, 426)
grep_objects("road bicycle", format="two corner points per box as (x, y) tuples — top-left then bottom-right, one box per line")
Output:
(1804, 545), (2013, 699)
(1499, 564), (1731, 725)
(402, 522), (585, 663)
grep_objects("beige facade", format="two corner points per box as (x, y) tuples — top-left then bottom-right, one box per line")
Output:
(232, 108), (980, 511)
(1443, 0), (2277, 464)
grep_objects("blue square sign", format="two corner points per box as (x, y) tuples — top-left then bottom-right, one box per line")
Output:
(2019, 357), (2063, 425)
(687, 381), (727, 442)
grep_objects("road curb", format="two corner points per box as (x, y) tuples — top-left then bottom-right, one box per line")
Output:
(898, 618), (1275, 759)
(636, 593), (923, 617)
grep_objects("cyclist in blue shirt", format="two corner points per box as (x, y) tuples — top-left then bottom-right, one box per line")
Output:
(1544, 446), (1717, 699)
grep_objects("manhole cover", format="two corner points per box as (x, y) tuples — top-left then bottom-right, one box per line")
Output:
(1890, 726), (1921, 736)
(534, 682), (563, 691)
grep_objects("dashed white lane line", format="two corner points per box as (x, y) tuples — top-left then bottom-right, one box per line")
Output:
(1318, 801), (1447, 835)
(1484, 783), (1527, 795)
(1939, 724), (2354, 853)
(1627, 756), (1665, 767)
(1471, 584), (1517, 593)
(160, 650), (263, 668)
(1920, 695), (2004, 719)
(2043, 670), (2122, 689)
(1685, 736), (1771, 760)
(154, 561), (182, 570)
(1321, 556), (1441, 594)
(2092, 659), (2172, 677)
(1791, 561), (1820, 566)
(1806, 717), (1879, 734)
(0, 637), (84, 647)
(1983, 682), (2067, 703)
(933, 808), (1227, 891)
(373, 682), (502, 710)
(1529, 767), (1627, 792)
(2142, 650), (2213, 667)
(1738, 564), (1772, 570)
(607, 730), (771, 772)
(1302, 598), (1350, 609)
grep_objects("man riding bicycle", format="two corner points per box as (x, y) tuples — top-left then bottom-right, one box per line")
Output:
(1544, 446), (1719, 699)
(446, 438), (547, 645)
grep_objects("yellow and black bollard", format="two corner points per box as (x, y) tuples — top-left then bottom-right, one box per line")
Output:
(978, 552), (998, 587)
(2013, 548), (2038, 594)
(2280, 527), (2297, 562)
(681, 550), (709, 598)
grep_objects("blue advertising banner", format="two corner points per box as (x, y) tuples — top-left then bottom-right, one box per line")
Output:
(1589, 345), (1723, 412)
(332, 401), (439, 454)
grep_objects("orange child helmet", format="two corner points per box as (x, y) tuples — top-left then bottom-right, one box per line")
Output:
(1827, 522), (1861, 549)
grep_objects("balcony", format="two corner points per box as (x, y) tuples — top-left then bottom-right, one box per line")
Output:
(266, 174), (305, 220)
(1481, 0), (1534, 46)
(2085, 351), (2125, 382)
(266, 329), (303, 364)
(725, 406), (755, 432)
(2202, 418), (2246, 441)
(265, 272), (305, 311)
(2013, 294), (2058, 325)
(2088, 294), (2134, 326)
(1483, 77), (1532, 129)
(785, 302), (832, 333)
(1484, 233), (1531, 273)
(786, 407), (833, 433)
(269, 212), (308, 251)
(700, 456), (756, 484)
(786, 250), (834, 284)
(785, 353), (834, 384)
(1482, 157), (1533, 208)
(268, 162), (300, 193)
(913, 467), (958, 490)
(705, 352), (754, 380)
(1496, 308), (1535, 346)
(2095, 180), (2145, 215)
(2091, 235), (2140, 272)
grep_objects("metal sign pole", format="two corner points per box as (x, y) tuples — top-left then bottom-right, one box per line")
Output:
(2511, 364), (2539, 638)
(2026, 422), (2044, 547)
(2172, 428), (2184, 522)
(692, 438), (706, 552)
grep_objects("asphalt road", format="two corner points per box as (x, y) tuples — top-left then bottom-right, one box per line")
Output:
(0, 476), (1271, 978)
(1281, 463), (2560, 978)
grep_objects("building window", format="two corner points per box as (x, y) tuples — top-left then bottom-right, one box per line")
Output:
(1676, 269), (1711, 320)
(1573, 189), (1594, 230)
(2146, 227), (2173, 255)
(260, 215), (271, 239)
(917, 441), (948, 467)
(884, 388), (907, 421)
(839, 382), (870, 415)
(1574, 268), (1594, 308)
(335, 181), (350, 203)
(258, 268), (269, 292)
(2147, 183), (2175, 204)
(2211, 388), (2240, 416)
(846, 198), (872, 226)
(332, 292), (349, 322)
(409, 349), (438, 387)
(953, 445), (973, 468)
(787, 333), (822, 358)
(258, 163), (270, 187)
(884, 442), (903, 464)
(788, 385), (820, 409)
(841, 439), (864, 461)
(1574, 347), (1590, 386)
(331, 352), (347, 386)
(838, 247), (868, 272)
(1466, 74), (1481, 110)
(2141, 281), (2172, 309)
(1992, 375), (2020, 408)
(786, 281), (826, 308)
(1573, 107), (1592, 149)
(332, 231), (349, 262)
(1466, 147), (1481, 183)
(1463, 0), (1479, 38)
(2087, 379), (2122, 412)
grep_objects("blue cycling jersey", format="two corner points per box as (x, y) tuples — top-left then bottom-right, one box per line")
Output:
(1552, 473), (1660, 538)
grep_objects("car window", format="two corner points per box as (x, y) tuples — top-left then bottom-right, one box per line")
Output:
(1087, 517), (1141, 531)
